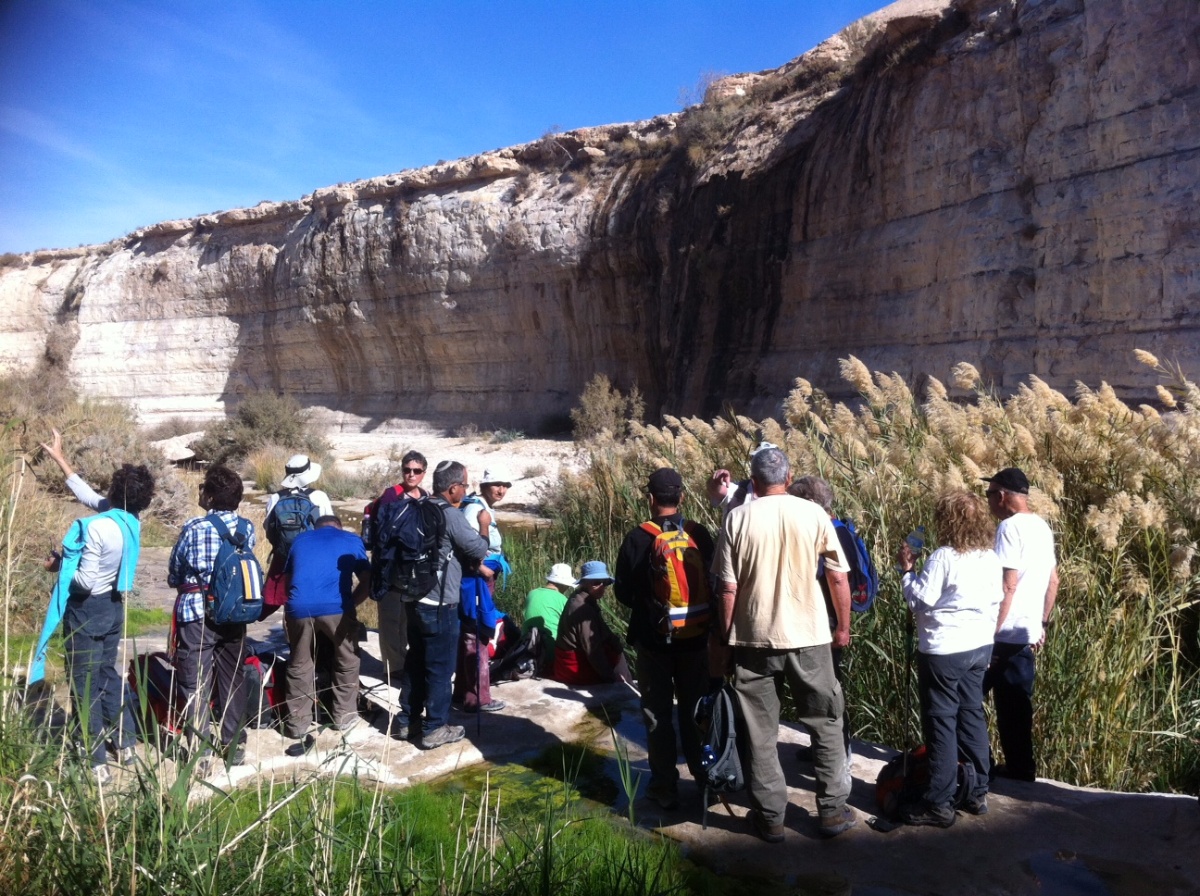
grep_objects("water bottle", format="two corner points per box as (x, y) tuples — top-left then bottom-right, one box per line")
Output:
(905, 526), (926, 554)
(701, 744), (717, 768)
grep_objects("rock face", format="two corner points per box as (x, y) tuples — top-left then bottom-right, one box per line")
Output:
(1, 0), (1198, 429)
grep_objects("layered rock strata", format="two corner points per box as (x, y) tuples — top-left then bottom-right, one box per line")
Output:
(1, 0), (1197, 429)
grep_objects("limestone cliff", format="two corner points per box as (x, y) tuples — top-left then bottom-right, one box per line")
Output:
(1, 0), (1197, 430)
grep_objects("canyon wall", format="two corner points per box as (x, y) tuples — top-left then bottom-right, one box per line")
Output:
(1, 0), (1197, 431)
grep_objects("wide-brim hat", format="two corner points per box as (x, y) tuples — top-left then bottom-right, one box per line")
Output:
(546, 563), (578, 588)
(480, 467), (513, 487)
(578, 560), (614, 585)
(281, 454), (322, 490)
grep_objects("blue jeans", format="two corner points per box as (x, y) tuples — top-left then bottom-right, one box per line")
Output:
(917, 644), (992, 808)
(64, 590), (136, 766)
(401, 601), (460, 736)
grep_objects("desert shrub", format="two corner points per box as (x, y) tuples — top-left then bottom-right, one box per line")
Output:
(141, 416), (208, 441)
(490, 429), (524, 444)
(547, 353), (1200, 793)
(189, 391), (328, 467)
(569, 375), (644, 442)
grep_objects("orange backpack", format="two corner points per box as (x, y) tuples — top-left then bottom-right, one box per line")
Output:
(639, 520), (711, 642)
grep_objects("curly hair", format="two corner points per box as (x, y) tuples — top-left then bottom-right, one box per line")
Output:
(107, 464), (155, 515)
(934, 490), (995, 553)
(201, 464), (244, 511)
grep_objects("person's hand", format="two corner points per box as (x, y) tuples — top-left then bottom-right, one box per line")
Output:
(896, 543), (915, 573)
(707, 469), (732, 505)
(44, 548), (62, 572)
(478, 564), (495, 581)
(39, 428), (73, 475)
(831, 627), (851, 649)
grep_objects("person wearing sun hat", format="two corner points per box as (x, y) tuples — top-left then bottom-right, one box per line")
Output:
(462, 467), (513, 558)
(522, 562), (576, 672)
(261, 454), (334, 617)
(981, 466), (1059, 782)
(552, 560), (633, 686)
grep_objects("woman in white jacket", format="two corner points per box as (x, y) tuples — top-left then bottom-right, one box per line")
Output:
(897, 490), (1002, 827)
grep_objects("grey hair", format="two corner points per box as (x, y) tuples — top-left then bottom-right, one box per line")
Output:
(750, 446), (790, 487)
(789, 475), (835, 514)
(433, 460), (467, 495)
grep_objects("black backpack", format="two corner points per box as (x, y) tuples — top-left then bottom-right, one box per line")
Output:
(203, 514), (265, 625)
(369, 495), (447, 601)
(264, 489), (317, 560)
(694, 683), (745, 828)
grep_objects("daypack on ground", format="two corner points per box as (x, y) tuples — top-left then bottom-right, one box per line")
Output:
(368, 494), (447, 601)
(204, 514), (266, 625)
(490, 621), (542, 682)
(694, 682), (745, 828)
(833, 517), (879, 613)
(874, 744), (980, 820)
(265, 488), (317, 560)
(128, 650), (187, 744)
(639, 519), (711, 641)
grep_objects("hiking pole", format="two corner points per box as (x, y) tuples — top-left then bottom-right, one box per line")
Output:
(475, 594), (484, 740)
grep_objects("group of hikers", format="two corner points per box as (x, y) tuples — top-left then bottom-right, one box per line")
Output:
(35, 431), (1057, 841)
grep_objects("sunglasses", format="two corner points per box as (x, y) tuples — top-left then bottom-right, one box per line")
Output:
(403, 467), (425, 475)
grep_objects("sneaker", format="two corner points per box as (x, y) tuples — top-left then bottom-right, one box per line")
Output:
(420, 724), (466, 751)
(339, 716), (374, 744)
(478, 700), (506, 713)
(225, 743), (247, 768)
(118, 747), (137, 767)
(645, 781), (679, 811)
(286, 734), (317, 757)
(93, 764), (112, 786)
(818, 805), (858, 837)
(963, 795), (989, 816)
(747, 809), (785, 843)
(900, 801), (956, 828)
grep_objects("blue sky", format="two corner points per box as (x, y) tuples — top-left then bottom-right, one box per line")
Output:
(0, 1), (884, 254)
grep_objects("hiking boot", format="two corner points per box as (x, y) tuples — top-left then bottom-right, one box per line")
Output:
(645, 780), (679, 811)
(900, 801), (956, 828)
(286, 734), (317, 757)
(747, 809), (786, 843)
(339, 716), (374, 744)
(963, 795), (989, 816)
(420, 724), (466, 751)
(818, 805), (858, 837)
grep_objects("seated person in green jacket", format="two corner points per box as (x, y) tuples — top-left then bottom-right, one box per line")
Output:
(522, 562), (576, 671)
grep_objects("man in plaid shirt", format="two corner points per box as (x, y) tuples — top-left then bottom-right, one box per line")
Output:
(168, 465), (254, 768)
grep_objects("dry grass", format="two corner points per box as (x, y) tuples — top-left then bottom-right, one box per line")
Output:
(552, 353), (1200, 792)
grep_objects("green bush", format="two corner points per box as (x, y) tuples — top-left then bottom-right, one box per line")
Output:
(189, 391), (328, 467)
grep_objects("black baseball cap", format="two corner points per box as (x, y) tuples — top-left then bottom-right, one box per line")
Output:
(981, 467), (1030, 494)
(647, 467), (684, 494)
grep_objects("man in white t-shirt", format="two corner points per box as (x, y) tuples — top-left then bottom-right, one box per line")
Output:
(982, 467), (1059, 782)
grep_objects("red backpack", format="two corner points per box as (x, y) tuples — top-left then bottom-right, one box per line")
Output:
(640, 519), (712, 642)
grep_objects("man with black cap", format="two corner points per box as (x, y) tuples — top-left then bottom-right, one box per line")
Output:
(614, 467), (714, 811)
(982, 466), (1059, 782)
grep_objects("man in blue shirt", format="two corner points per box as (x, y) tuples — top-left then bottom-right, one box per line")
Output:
(283, 516), (372, 747)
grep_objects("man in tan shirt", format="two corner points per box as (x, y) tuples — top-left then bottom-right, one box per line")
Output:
(712, 446), (857, 841)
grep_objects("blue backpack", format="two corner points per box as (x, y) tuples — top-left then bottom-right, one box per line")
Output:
(830, 518), (879, 613)
(368, 495), (447, 601)
(204, 515), (265, 625)
(264, 489), (317, 560)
